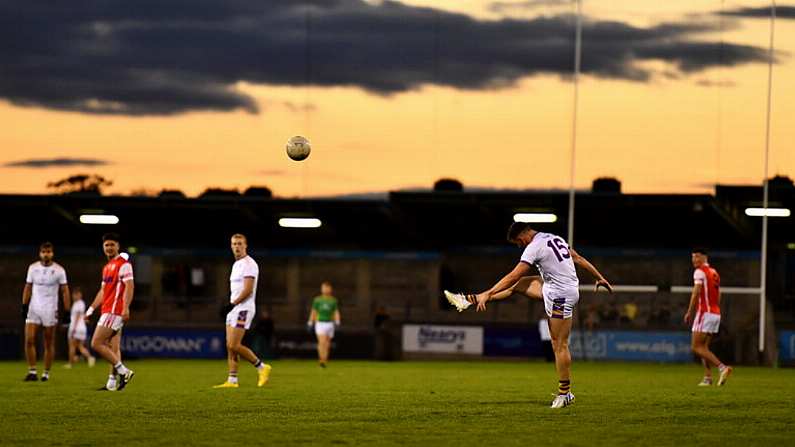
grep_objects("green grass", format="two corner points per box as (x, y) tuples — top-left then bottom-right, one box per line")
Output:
(1, 359), (793, 446)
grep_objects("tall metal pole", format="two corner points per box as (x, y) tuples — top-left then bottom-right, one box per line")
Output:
(759, 1), (776, 352)
(567, 0), (582, 247)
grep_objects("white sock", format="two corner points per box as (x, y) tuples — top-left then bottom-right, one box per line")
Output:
(254, 360), (265, 371)
(228, 374), (238, 384)
(106, 375), (117, 388)
(42, 370), (49, 377)
(114, 362), (129, 375)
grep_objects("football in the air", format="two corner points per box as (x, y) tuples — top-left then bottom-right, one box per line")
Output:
(286, 135), (311, 161)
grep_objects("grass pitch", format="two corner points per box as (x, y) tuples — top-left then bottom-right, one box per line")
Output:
(1, 359), (793, 446)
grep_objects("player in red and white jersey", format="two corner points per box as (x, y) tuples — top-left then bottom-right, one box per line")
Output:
(684, 248), (732, 386)
(85, 233), (135, 391)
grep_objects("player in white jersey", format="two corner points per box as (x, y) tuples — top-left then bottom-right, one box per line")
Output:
(64, 287), (95, 369)
(22, 242), (71, 382)
(444, 222), (612, 409)
(213, 234), (272, 388)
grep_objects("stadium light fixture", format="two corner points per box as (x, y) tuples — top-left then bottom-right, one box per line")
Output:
(513, 213), (558, 223)
(79, 214), (119, 225)
(744, 207), (791, 218)
(278, 217), (322, 228)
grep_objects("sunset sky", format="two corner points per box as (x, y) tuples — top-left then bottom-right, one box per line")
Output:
(0, 0), (793, 197)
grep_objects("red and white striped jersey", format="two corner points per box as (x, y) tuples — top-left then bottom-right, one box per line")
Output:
(693, 263), (720, 314)
(100, 256), (134, 315)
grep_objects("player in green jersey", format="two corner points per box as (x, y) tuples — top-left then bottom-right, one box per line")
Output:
(307, 281), (341, 368)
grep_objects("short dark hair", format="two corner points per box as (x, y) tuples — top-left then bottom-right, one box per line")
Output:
(39, 242), (54, 251)
(692, 247), (709, 255)
(102, 233), (121, 243)
(507, 222), (533, 242)
(71, 286), (82, 294)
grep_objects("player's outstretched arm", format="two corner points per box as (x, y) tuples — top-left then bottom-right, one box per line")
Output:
(570, 249), (613, 293)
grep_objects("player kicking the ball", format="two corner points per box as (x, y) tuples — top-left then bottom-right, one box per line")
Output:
(444, 222), (612, 409)
(86, 233), (135, 391)
(214, 234), (272, 388)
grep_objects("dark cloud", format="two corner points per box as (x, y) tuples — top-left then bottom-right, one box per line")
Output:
(695, 79), (736, 88)
(719, 6), (795, 19)
(3, 157), (111, 168)
(489, 1), (570, 13)
(0, 0), (776, 116)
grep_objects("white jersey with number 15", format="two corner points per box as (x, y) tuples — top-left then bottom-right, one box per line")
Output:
(519, 232), (579, 293)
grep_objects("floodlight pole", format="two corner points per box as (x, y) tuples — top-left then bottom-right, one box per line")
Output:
(759, 1), (776, 353)
(567, 0), (582, 248)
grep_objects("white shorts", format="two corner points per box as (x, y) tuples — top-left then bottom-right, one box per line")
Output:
(26, 307), (58, 327)
(315, 321), (335, 338)
(98, 313), (124, 332)
(692, 312), (720, 334)
(543, 287), (580, 320)
(226, 306), (254, 330)
(68, 325), (87, 341)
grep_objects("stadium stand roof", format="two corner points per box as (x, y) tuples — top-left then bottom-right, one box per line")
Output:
(2, 181), (791, 252)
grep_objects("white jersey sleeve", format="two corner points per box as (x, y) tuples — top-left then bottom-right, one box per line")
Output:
(26, 264), (34, 283)
(242, 258), (258, 278)
(693, 269), (706, 285)
(58, 264), (68, 285)
(119, 262), (134, 282)
(520, 243), (540, 265)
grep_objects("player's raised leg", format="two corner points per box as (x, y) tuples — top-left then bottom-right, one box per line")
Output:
(23, 323), (39, 381)
(549, 316), (575, 409)
(444, 276), (544, 312)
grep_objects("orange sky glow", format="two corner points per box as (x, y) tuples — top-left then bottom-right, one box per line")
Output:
(0, 0), (792, 198)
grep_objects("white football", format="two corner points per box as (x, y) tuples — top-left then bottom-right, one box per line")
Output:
(286, 135), (311, 161)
